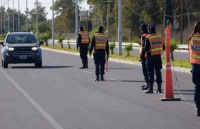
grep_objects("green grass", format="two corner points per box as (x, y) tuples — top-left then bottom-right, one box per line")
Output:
(41, 45), (191, 69)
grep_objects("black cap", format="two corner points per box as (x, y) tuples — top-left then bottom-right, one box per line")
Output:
(140, 23), (148, 33)
(140, 23), (147, 30)
(80, 26), (84, 31)
(98, 26), (104, 32)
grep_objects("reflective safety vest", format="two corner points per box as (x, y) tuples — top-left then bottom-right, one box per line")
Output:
(147, 33), (164, 56)
(79, 31), (89, 44)
(189, 33), (200, 64)
(94, 33), (108, 50)
(139, 33), (149, 55)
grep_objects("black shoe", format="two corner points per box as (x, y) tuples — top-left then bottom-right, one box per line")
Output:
(142, 86), (149, 90)
(79, 66), (86, 69)
(197, 109), (200, 116)
(156, 89), (162, 93)
(141, 84), (147, 88)
(144, 84), (153, 94)
(100, 74), (105, 81)
(95, 75), (99, 81)
(95, 78), (99, 81)
(156, 84), (162, 93)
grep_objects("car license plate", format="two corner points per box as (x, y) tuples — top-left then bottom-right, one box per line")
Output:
(20, 55), (27, 59)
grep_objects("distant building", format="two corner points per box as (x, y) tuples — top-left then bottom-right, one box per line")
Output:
(79, 11), (88, 21)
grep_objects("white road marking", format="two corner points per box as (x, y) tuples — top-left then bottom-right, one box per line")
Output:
(0, 68), (64, 129)
(83, 70), (92, 74)
(108, 78), (117, 80)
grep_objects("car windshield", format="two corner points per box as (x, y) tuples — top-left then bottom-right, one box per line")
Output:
(6, 35), (37, 44)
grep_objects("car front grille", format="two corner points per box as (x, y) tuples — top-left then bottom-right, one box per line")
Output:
(12, 51), (34, 58)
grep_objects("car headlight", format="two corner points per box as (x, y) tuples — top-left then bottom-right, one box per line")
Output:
(6, 46), (14, 51)
(32, 46), (39, 51)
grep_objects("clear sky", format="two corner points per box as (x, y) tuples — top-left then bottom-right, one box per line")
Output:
(5, 0), (89, 20)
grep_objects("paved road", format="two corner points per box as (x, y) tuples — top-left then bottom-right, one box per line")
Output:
(0, 48), (199, 129)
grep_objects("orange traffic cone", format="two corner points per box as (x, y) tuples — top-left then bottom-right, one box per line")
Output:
(160, 20), (180, 101)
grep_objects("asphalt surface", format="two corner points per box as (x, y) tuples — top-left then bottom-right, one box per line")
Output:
(0, 47), (199, 129)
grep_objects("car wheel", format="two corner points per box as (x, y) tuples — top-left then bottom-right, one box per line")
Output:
(2, 60), (8, 68)
(35, 61), (42, 68)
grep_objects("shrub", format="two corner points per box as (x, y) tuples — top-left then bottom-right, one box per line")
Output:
(124, 44), (133, 56)
(170, 39), (179, 61)
(57, 35), (65, 48)
(109, 42), (116, 54)
(39, 31), (51, 46)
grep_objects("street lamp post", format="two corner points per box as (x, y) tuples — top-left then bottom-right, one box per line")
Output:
(4, 0), (5, 33)
(18, 0), (20, 31)
(118, 0), (122, 55)
(75, 0), (78, 44)
(7, 0), (10, 32)
(12, 0), (14, 31)
(52, 0), (54, 46)
(1, 0), (2, 34)
(36, 0), (38, 39)
(26, 0), (28, 31)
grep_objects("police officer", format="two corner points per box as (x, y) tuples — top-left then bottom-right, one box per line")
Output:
(77, 26), (90, 69)
(189, 22), (200, 116)
(89, 26), (109, 81)
(139, 23), (149, 90)
(142, 24), (165, 93)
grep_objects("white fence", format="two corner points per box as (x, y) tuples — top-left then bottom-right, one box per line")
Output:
(48, 39), (188, 50)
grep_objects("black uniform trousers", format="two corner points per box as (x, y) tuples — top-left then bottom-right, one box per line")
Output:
(192, 64), (200, 109)
(146, 54), (162, 85)
(80, 44), (89, 67)
(142, 57), (148, 83)
(93, 50), (106, 75)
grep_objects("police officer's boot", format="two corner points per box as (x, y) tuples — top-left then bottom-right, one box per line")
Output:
(156, 83), (162, 93)
(144, 84), (153, 93)
(142, 83), (149, 90)
(100, 74), (105, 81)
(85, 64), (88, 69)
(95, 74), (99, 81)
(79, 65), (85, 69)
(197, 106), (200, 116)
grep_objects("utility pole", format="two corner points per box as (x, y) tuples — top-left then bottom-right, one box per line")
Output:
(75, 0), (78, 44)
(118, 0), (122, 55)
(12, 0), (14, 31)
(180, 0), (183, 44)
(26, 0), (27, 31)
(1, 0), (2, 34)
(18, 0), (20, 31)
(7, 0), (10, 32)
(103, 1), (114, 39)
(52, 0), (55, 46)
(4, 0), (5, 33)
(36, 0), (38, 39)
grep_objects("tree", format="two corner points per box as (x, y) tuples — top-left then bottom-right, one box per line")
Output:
(54, 0), (82, 32)
(29, 1), (47, 24)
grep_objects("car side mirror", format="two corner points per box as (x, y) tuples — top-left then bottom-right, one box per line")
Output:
(39, 41), (44, 46)
(0, 42), (4, 46)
